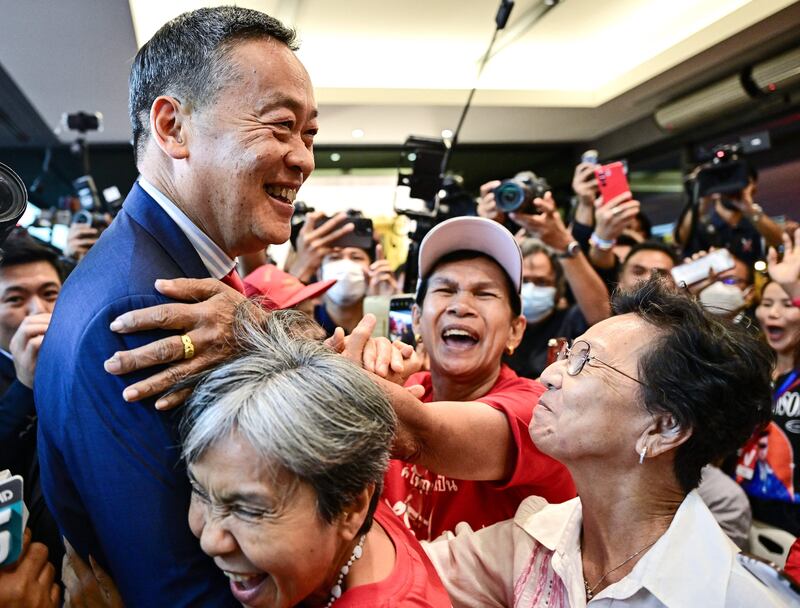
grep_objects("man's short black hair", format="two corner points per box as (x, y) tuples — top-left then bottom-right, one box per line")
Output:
(622, 241), (680, 269)
(612, 277), (773, 493)
(520, 238), (566, 301)
(0, 231), (62, 278)
(416, 250), (521, 317)
(129, 6), (297, 164)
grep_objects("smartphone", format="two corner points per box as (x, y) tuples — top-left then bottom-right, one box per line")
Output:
(388, 295), (416, 346)
(671, 249), (735, 286)
(363, 295), (392, 339)
(594, 162), (630, 205)
(330, 217), (374, 251)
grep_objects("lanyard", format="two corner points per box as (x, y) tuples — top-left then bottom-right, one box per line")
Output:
(776, 371), (800, 400)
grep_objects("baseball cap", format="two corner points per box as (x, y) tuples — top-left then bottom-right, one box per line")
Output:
(417, 216), (523, 292)
(243, 264), (335, 310)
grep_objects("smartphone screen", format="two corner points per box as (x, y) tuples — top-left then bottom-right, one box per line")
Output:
(671, 249), (735, 286)
(388, 295), (416, 345)
(594, 162), (630, 205)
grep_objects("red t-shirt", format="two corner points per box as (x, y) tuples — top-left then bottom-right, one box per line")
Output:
(382, 365), (576, 541)
(785, 538), (800, 583)
(337, 502), (452, 607)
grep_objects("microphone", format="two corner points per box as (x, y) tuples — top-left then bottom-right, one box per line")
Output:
(0, 470), (26, 567)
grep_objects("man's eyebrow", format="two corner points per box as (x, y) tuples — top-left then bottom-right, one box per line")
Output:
(429, 277), (458, 287)
(0, 286), (27, 295)
(257, 95), (319, 119)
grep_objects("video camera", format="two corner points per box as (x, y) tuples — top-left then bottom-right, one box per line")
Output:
(493, 171), (551, 214)
(695, 143), (751, 200)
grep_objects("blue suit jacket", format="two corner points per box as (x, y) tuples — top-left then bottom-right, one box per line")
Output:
(35, 184), (237, 606)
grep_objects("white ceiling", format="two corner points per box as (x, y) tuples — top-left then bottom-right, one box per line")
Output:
(1, 0), (799, 148)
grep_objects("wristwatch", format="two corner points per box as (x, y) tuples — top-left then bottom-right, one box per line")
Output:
(556, 241), (581, 259)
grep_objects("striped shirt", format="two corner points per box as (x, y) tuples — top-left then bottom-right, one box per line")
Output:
(138, 178), (235, 279)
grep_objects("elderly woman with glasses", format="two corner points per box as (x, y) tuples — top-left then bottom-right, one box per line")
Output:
(423, 277), (784, 607)
(180, 312), (451, 608)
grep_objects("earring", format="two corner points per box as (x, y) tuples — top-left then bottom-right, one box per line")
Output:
(414, 334), (422, 344)
(638, 446), (647, 465)
(506, 345), (515, 356)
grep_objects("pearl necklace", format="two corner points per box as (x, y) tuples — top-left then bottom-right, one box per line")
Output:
(325, 534), (366, 607)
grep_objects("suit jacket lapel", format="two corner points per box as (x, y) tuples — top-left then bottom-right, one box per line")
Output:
(121, 182), (210, 279)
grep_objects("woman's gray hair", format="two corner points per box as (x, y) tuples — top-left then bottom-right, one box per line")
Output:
(180, 309), (396, 532)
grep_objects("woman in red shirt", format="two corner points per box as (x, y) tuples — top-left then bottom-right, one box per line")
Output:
(375, 217), (576, 540)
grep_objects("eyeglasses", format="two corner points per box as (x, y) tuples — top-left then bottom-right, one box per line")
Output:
(556, 339), (647, 387)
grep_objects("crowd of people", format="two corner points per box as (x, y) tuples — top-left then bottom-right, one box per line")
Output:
(1, 6), (799, 607)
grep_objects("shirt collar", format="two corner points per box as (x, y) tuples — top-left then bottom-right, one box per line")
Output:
(616, 490), (737, 608)
(138, 177), (235, 280)
(518, 491), (737, 608)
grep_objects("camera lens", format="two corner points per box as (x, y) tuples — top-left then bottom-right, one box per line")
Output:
(0, 179), (12, 207)
(494, 182), (525, 212)
(0, 163), (28, 246)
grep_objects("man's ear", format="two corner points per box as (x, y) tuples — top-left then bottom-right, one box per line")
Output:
(637, 414), (692, 461)
(411, 303), (421, 335)
(337, 484), (374, 542)
(150, 96), (190, 160)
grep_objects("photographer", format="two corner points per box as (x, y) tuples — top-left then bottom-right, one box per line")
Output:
(675, 165), (783, 265)
(503, 192), (612, 379)
(568, 161), (654, 288)
(315, 241), (399, 336)
(0, 233), (64, 591)
(286, 210), (355, 283)
(63, 219), (107, 265)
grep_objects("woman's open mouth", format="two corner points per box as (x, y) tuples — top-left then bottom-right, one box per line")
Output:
(441, 326), (480, 350)
(765, 325), (786, 342)
(224, 571), (270, 604)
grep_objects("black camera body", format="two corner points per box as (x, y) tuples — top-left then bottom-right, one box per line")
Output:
(72, 209), (109, 230)
(493, 171), (550, 214)
(695, 144), (751, 199)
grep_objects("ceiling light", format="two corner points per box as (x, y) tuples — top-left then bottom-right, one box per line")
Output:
(351, 128), (365, 138)
(441, 129), (454, 139)
(407, 152), (417, 161)
(330, 152), (341, 162)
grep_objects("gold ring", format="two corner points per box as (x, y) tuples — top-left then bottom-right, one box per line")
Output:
(180, 334), (195, 360)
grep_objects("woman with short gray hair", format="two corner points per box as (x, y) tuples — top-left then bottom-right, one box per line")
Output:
(181, 311), (451, 608)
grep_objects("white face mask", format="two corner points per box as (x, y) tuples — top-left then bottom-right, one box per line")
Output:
(699, 280), (746, 316)
(321, 258), (367, 306)
(521, 283), (556, 323)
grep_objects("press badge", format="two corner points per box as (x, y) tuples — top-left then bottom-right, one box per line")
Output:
(0, 471), (25, 567)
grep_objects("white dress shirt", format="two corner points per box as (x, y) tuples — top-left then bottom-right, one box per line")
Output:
(424, 491), (785, 607)
(138, 177), (235, 279)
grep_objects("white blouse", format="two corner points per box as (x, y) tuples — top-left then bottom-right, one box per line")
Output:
(424, 491), (785, 607)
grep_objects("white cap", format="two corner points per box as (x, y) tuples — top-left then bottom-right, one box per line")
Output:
(418, 216), (523, 293)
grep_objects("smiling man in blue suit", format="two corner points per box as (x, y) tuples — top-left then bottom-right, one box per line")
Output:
(34, 7), (317, 605)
